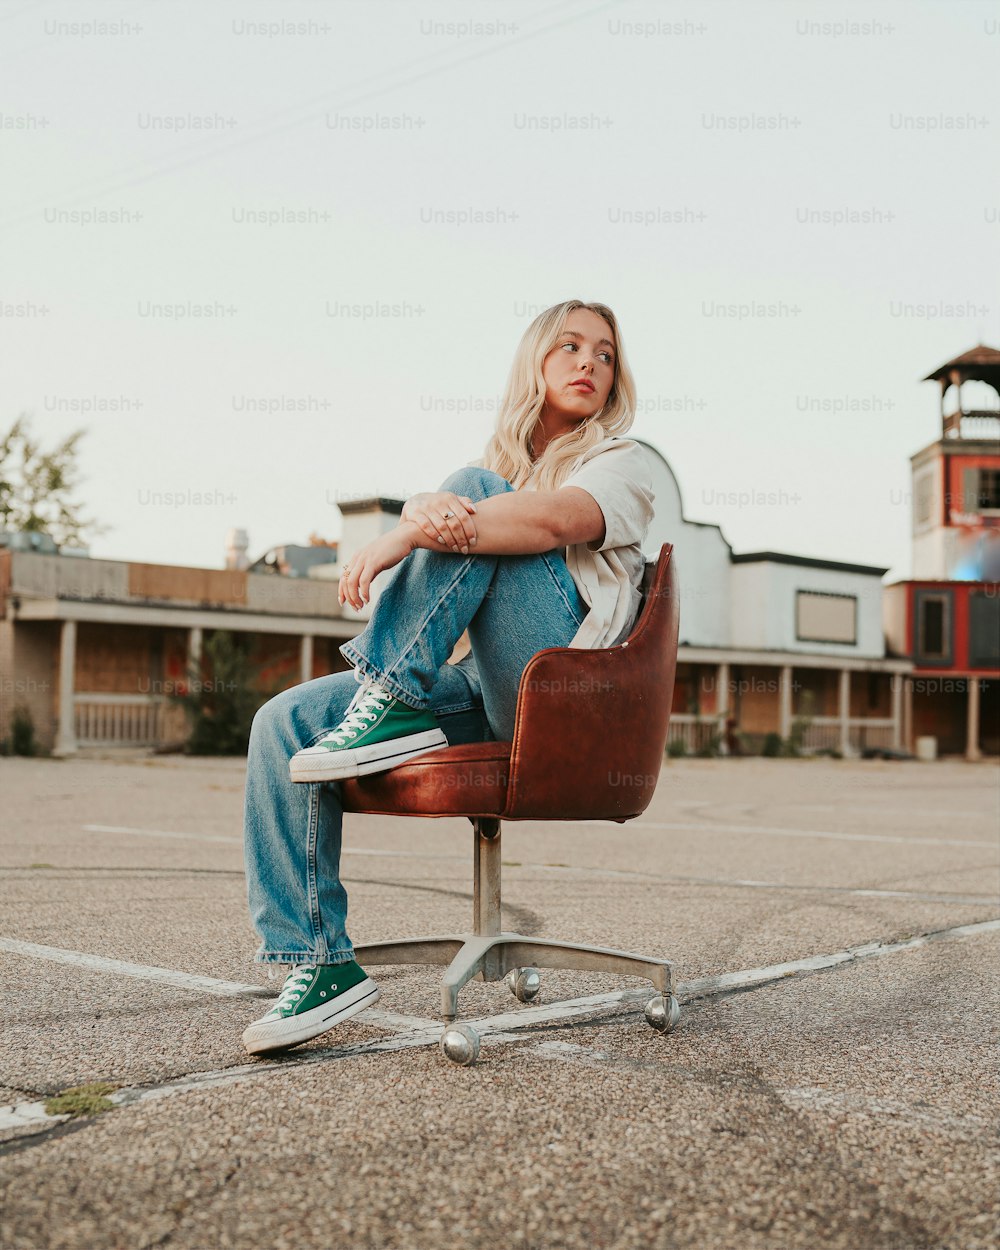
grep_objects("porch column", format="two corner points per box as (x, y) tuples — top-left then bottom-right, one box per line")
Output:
(778, 665), (792, 739)
(966, 676), (982, 763)
(890, 672), (903, 749)
(300, 634), (314, 685)
(716, 661), (729, 743)
(187, 627), (203, 680)
(715, 660), (730, 755)
(53, 619), (78, 758)
(838, 668), (851, 757)
(903, 676), (913, 754)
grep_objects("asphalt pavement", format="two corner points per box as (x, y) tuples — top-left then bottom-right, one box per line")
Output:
(1, 753), (997, 1250)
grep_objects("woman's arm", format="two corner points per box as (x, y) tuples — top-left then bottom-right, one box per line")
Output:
(339, 487), (607, 608)
(398, 486), (605, 555)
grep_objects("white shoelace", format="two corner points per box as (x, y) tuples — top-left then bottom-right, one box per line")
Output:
(319, 680), (390, 746)
(270, 966), (315, 1015)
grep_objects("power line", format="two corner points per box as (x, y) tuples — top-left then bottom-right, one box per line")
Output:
(1, 0), (626, 230)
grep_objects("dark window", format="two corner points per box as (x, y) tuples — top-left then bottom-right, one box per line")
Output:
(915, 592), (955, 670)
(921, 599), (944, 655)
(961, 467), (1000, 513)
(980, 468), (1000, 510)
(969, 593), (1000, 667)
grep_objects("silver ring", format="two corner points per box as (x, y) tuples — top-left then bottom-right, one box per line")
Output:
(442, 510), (455, 519)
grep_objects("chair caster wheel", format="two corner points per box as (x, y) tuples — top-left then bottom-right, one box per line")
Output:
(645, 994), (680, 1034)
(441, 1024), (480, 1066)
(505, 967), (541, 1004)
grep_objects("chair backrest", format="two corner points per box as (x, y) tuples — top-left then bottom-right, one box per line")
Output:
(501, 543), (680, 822)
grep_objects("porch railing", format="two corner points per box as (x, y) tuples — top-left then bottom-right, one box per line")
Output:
(799, 717), (896, 753)
(667, 713), (898, 755)
(74, 693), (166, 746)
(666, 715), (723, 754)
(943, 410), (1000, 442)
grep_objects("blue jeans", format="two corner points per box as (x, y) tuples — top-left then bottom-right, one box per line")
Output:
(243, 467), (588, 966)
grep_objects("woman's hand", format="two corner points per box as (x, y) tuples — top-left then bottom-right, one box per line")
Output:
(338, 529), (417, 610)
(401, 491), (478, 553)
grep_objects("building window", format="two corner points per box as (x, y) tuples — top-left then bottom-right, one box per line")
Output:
(914, 470), (934, 527)
(960, 466), (1000, 514)
(915, 592), (951, 664)
(923, 600), (944, 654)
(969, 592), (1000, 667)
(795, 590), (857, 645)
(979, 468), (1000, 511)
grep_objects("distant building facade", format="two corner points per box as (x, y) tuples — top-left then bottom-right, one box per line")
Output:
(881, 346), (1000, 759)
(0, 348), (996, 758)
(634, 439), (910, 757)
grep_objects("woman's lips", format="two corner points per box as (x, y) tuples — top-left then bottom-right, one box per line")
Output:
(569, 380), (595, 393)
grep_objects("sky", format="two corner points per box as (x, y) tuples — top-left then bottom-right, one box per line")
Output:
(2, 0), (998, 583)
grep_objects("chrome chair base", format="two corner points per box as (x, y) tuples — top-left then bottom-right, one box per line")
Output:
(353, 929), (675, 1022)
(351, 817), (676, 1026)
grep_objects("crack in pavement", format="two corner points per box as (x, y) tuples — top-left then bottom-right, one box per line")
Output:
(2, 917), (997, 1156)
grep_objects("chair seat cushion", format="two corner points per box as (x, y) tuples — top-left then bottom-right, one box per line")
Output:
(340, 741), (512, 817)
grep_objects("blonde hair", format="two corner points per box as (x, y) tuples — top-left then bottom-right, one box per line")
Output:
(480, 299), (637, 493)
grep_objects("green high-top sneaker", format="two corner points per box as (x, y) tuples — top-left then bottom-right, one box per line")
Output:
(242, 961), (380, 1055)
(289, 675), (448, 783)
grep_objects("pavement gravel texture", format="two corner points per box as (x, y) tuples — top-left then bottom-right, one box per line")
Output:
(0, 753), (997, 1250)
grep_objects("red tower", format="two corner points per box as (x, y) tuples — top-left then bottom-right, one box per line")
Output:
(882, 345), (1000, 759)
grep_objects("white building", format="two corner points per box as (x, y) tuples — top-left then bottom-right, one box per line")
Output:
(632, 438), (907, 755)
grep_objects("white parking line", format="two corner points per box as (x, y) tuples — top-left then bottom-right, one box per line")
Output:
(84, 818), (1000, 855)
(457, 917), (1000, 1029)
(793, 805), (995, 819)
(616, 821), (997, 849)
(775, 1086), (990, 1135)
(82, 824), (462, 859)
(8, 919), (996, 1025)
(2, 918), (997, 1139)
(0, 1017), (530, 1138)
(528, 1045), (992, 1137)
(679, 919), (1000, 999)
(79, 824), (997, 902)
(662, 879), (995, 905)
(0, 1101), (76, 1134)
(82, 824), (242, 845)
(0, 938), (440, 1031)
(0, 938), (268, 997)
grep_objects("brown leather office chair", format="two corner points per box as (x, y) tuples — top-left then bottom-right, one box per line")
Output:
(340, 542), (681, 1065)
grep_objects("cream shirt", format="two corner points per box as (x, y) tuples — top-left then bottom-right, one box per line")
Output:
(467, 436), (655, 650)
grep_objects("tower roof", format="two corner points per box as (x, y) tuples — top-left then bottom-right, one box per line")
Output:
(923, 344), (1000, 385)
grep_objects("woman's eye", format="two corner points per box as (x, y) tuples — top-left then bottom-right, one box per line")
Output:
(561, 341), (614, 365)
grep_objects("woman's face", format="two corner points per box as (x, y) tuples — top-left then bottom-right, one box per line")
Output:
(540, 308), (616, 426)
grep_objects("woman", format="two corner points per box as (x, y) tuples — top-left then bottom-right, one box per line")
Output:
(242, 299), (655, 1055)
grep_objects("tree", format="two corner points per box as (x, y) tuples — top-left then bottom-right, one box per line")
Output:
(784, 688), (818, 758)
(169, 630), (280, 756)
(0, 414), (104, 547)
